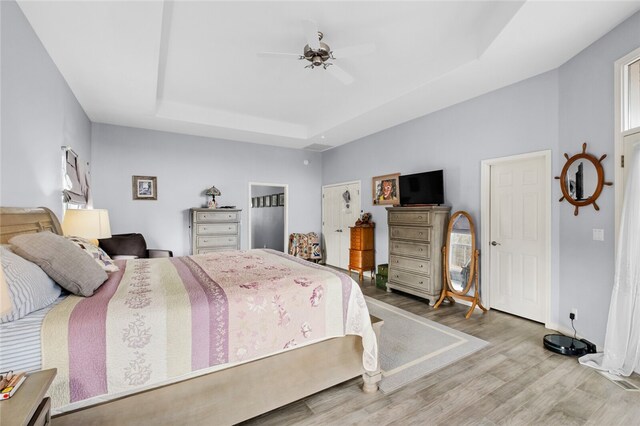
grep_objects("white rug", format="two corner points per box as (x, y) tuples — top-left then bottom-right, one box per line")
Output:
(365, 296), (489, 393)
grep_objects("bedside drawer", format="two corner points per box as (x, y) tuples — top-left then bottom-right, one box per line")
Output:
(388, 268), (431, 290)
(197, 223), (238, 235)
(389, 240), (430, 260)
(195, 211), (239, 222)
(390, 226), (431, 242)
(388, 211), (430, 225)
(389, 255), (430, 275)
(197, 236), (238, 248)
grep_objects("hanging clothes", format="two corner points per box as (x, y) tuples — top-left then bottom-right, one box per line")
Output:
(580, 142), (640, 375)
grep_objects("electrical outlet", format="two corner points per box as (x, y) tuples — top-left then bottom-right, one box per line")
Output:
(593, 229), (604, 241)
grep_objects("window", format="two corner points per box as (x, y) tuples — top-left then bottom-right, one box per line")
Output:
(625, 58), (640, 131)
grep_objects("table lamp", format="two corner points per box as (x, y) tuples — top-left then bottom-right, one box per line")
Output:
(62, 209), (112, 246)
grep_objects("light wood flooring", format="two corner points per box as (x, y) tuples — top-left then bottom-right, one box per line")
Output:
(243, 274), (640, 426)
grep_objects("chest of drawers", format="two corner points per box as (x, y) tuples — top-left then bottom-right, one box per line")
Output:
(386, 206), (450, 305)
(348, 225), (375, 283)
(191, 208), (241, 254)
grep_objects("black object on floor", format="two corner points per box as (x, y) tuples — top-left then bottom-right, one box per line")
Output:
(543, 334), (588, 356)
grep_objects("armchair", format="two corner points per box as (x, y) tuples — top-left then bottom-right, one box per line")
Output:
(98, 233), (173, 259)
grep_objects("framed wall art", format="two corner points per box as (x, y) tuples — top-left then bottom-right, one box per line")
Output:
(132, 176), (157, 200)
(372, 173), (400, 205)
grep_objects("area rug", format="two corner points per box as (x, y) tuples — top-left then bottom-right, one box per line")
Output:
(365, 296), (489, 393)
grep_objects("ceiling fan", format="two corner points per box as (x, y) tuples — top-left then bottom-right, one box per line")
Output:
(258, 20), (376, 85)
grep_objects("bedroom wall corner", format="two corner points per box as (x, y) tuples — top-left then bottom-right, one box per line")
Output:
(90, 123), (322, 256)
(0, 0), (91, 220)
(321, 69), (561, 328)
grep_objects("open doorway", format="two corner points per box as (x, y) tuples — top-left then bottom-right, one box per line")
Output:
(248, 183), (288, 251)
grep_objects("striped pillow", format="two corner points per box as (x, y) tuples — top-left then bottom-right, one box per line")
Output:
(0, 246), (62, 323)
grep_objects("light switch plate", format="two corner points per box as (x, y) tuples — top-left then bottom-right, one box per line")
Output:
(593, 229), (604, 241)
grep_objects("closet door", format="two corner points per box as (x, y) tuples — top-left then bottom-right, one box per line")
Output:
(322, 182), (361, 269)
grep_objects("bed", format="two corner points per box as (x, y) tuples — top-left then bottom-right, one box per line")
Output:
(0, 207), (382, 425)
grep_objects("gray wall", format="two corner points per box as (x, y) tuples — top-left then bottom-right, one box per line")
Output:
(250, 185), (285, 251)
(322, 69), (562, 327)
(90, 123), (320, 256)
(557, 10), (640, 344)
(0, 0), (91, 219)
(322, 9), (640, 345)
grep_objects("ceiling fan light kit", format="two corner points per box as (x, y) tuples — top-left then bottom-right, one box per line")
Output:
(258, 20), (375, 85)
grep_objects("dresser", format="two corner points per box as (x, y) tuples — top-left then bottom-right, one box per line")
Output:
(386, 206), (450, 305)
(190, 208), (241, 254)
(348, 225), (375, 283)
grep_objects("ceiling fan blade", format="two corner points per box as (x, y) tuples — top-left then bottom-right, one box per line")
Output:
(302, 20), (320, 50)
(257, 52), (301, 60)
(331, 43), (376, 59)
(326, 64), (354, 85)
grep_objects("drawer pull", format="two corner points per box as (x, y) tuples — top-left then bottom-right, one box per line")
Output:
(419, 265), (423, 268)
(418, 216), (422, 219)
(395, 260), (399, 263)
(419, 248), (423, 252)
(419, 281), (423, 285)
(419, 232), (423, 236)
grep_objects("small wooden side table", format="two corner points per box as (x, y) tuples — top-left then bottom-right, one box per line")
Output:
(0, 368), (56, 426)
(348, 225), (375, 283)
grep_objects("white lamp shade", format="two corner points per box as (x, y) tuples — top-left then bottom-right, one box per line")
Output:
(62, 209), (112, 240)
(0, 267), (12, 317)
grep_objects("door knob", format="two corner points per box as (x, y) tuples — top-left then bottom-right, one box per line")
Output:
(491, 241), (501, 246)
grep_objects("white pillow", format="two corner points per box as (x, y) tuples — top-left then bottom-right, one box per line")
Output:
(0, 246), (62, 323)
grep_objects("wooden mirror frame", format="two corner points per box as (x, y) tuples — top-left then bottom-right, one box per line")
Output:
(555, 142), (612, 216)
(445, 211), (476, 296)
(434, 211), (487, 319)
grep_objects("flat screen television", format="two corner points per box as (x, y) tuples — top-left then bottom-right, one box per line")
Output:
(399, 170), (444, 206)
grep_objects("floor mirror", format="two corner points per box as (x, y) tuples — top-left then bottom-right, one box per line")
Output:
(434, 211), (487, 318)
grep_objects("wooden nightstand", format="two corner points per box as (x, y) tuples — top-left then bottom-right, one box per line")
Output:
(348, 225), (375, 283)
(0, 368), (56, 426)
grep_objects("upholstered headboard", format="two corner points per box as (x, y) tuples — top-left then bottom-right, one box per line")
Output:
(0, 207), (63, 244)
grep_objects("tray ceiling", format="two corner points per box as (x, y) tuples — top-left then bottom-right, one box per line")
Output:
(18, 1), (640, 149)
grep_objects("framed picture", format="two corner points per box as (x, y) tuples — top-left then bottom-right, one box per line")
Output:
(278, 193), (285, 206)
(372, 173), (400, 206)
(271, 194), (278, 206)
(132, 176), (157, 200)
(264, 195), (271, 207)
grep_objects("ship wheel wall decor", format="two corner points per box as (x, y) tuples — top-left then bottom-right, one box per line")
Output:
(555, 143), (612, 216)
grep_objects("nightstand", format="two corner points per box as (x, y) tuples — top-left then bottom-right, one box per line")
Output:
(0, 368), (56, 426)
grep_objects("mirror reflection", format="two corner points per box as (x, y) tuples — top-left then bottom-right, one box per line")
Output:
(448, 215), (472, 292)
(565, 159), (597, 201)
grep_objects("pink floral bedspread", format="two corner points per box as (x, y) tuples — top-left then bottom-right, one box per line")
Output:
(41, 249), (377, 410)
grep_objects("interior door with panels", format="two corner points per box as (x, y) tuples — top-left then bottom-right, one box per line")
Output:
(322, 182), (360, 270)
(489, 156), (547, 322)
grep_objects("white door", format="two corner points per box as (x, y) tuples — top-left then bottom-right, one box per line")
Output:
(489, 156), (548, 322)
(322, 182), (361, 269)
